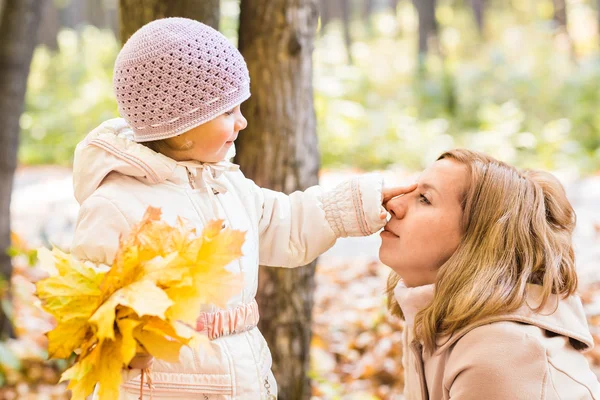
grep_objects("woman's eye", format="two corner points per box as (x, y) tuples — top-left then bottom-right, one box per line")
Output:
(224, 109), (235, 116)
(419, 194), (431, 205)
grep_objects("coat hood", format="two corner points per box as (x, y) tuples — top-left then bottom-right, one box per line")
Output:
(72, 118), (237, 204)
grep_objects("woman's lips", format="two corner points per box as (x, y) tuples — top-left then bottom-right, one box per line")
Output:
(381, 226), (399, 238)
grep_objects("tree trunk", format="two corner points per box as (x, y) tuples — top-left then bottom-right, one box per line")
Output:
(471, 0), (484, 34)
(553, 0), (567, 30)
(412, 0), (438, 58)
(341, 0), (353, 63)
(236, 1), (319, 399)
(86, 0), (107, 28)
(318, 0), (329, 33)
(0, 0), (44, 339)
(552, 0), (576, 61)
(119, 0), (220, 43)
(60, 0), (86, 30)
(105, 0), (119, 38)
(37, 0), (60, 50)
(363, 0), (374, 23)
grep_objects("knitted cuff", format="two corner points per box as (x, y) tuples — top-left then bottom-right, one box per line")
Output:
(321, 174), (386, 238)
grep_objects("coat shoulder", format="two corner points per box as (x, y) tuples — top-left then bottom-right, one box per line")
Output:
(441, 322), (549, 399)
(447, 321), (548, 369)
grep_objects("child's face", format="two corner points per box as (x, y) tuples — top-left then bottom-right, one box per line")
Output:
(379, 159), (467, 287)
(161, 104), (247, 163)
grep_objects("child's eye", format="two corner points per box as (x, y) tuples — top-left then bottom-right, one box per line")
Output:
(419, 194), (431, 205)
(224, 108), (235, 116)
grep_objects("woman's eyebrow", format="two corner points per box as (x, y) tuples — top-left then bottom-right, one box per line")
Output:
(419, 182), (440, 195)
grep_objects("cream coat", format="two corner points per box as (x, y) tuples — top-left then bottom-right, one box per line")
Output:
(396, 282), (600, 400)
(71, 118), (387, 399)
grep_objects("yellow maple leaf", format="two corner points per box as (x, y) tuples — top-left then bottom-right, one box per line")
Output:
(134, 318), (189, 362)
(62, 356), (98, 399)
(47, 318), (91, 359)
(192, 267), (244, 309)
(195, 220), (246, 267)
(188, 220), (246, 308)
(164, 285), (203, 324)
(98, 207), (163, 300)
(93, 338), (125, 399)
(63, 336), (125, 400)
(36, 250), (104, 321)
(37, 207), (246, 400)
(141, 252), (192, 288)
(116, 318), (140, 365)
(61, 338), (102, 398)
(89, 280), (173, 341)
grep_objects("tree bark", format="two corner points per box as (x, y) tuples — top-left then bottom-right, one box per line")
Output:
(105, 0), (120, 38)
(412, 0), (438, 57)
(0, 0), (44, 339)
(471, 0), (484, 34)
(413, 0), (438, 58)
(318, 0), (329, 33)
(60, 0), (86, 30)
(553, 0), (568, 30)
(341, 0), (353, 63)
(86, 0), (107, 29)
(363, 0), (375, 23)
(236, 1), (319, 399)
(119, 0), (220, 43)
(37, 0), (60, 50)
(552, 0), (576, 60)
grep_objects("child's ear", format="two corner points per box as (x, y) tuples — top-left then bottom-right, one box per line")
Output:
(164, 134), (194, 151)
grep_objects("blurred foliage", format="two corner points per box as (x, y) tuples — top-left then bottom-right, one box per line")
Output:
(315, 1), (600, 173)
(0, 234), (69, 398)
(17, 0), (600, 174)
(19, 26), (119, 166)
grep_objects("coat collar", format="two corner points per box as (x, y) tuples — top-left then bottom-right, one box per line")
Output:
(73, 118), (238, 204)
(434, 284), (593, 355)
(393, 281), (593, 355)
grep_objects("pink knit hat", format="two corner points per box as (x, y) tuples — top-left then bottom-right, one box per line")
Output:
(113, 18), (250, 142)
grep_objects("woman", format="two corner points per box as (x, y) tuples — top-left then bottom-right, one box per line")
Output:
(381, 149), (600, 399)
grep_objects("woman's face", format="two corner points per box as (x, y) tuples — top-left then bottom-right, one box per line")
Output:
(379, 158), (468, 287)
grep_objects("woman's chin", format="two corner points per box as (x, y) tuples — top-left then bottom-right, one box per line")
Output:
(379, 248), (400, 273)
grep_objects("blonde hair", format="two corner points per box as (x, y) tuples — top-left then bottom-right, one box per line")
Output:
(387, 149), (577, 351)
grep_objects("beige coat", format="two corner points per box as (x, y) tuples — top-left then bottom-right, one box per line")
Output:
(71, 118), (387, 399)
(395, 282), (600, 400)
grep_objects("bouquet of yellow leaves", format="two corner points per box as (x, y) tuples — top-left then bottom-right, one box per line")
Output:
(35, 207), (245, 399)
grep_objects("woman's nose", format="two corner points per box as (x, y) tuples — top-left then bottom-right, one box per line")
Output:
(385, 195), (408, 219)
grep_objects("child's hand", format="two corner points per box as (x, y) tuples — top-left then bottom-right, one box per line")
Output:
(128, 352), (154, 370)
(380, 183), (418, 219)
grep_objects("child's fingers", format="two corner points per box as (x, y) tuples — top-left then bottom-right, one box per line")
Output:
(382, 183), (417, 203)
(128, 354), (154, 370)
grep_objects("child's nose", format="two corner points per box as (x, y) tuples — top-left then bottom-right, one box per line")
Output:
(236, 112), (248, 131)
